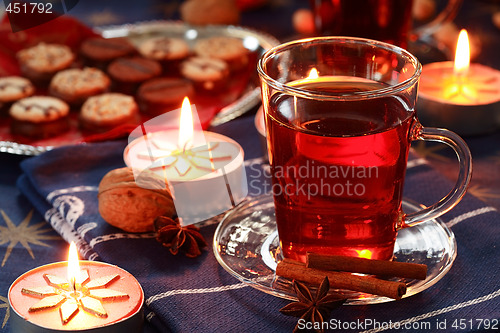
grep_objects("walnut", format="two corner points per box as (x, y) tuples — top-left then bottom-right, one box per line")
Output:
(180, 0), (240, 26)
(98, 167), (175, 233)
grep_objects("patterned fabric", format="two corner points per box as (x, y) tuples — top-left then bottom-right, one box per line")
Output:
(13, 115), (500, 332)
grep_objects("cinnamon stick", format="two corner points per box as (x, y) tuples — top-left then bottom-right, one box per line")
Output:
(276, 259), (406, 300)
(306, 253), (427, 280)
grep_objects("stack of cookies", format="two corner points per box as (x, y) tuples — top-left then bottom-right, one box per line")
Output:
(2, 33), (250, 140)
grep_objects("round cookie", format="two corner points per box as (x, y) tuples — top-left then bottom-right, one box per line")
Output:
(180, 56), (229, 92)
(49, 67), (111, 105)
(80, 93), (140, 133)
(138, 37), (190, 74)
(16, 43), (75, 84)
(137, 78), (194, 116)
(107, 57), (162, 94)
(0, 76), (35, 116)
(80, 37), (136, 68)
(9, 96), (70, 139)
(194, 36), (248, 71)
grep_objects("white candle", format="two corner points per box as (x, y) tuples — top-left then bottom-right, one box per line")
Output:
(124, 98), (247, 225)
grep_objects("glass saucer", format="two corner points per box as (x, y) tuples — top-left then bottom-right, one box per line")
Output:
(213, 195), (457, 305)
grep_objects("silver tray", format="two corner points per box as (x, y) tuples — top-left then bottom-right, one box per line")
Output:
(0, 21), (279, 155)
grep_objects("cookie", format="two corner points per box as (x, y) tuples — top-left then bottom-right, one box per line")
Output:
(107, 57), (162, 94)
(194, 36), (248, 71)
(137, 78), (194, 116)
(16, 43), (75, 84)
(98, 167), (176, 233)
(180, 56), (229, 92)
(138, 37), (190, 74)
(80, 93), (140, 132)
(49, 67), (111, 105)
(0, 76), (35, 116)
(9, 96), (70, 139)
(80, 37), (136, 68)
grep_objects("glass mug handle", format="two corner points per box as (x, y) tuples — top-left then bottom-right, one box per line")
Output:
(399, 126), (472, 229)
(411, 0), (463, 39)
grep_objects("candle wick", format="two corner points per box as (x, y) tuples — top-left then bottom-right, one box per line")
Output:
(453, 71), (468, 88)
(181, 139), (191, 153)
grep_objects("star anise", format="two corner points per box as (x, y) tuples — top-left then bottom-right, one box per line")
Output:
(280, 277), (346, 333)
(154, 216), (207, 258)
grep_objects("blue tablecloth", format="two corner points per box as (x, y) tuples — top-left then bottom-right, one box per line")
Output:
(1, 0), (500, 332)
(7, 114), (499, 333)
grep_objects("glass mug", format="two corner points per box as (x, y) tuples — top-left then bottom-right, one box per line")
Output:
(310, 0), (462, 49)
(257, 37), (471, 262)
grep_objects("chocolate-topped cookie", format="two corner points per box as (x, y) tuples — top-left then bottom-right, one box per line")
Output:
(9, 96), (70, 139)
(80, 37), (136, 68)
(16, 43), (75, 84)
(107, 57), (162, 94)
(137, 78), (194, 116)
(194, 36), (248, 71)
(49, 67), (111, 105)
(180, 56), (229, 92)
(138, 37), (190, 74)
(0, 76), (35, 116)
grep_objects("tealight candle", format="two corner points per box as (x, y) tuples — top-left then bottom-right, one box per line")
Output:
(124, 97), (246, 225)
(8, 242), (144, 332)
(418, 29), (500, 135)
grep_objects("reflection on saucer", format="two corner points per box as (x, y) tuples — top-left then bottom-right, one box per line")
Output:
(214, 195), (457, 305)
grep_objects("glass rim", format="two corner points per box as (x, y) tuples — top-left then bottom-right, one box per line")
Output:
(257, 36), (422, 101)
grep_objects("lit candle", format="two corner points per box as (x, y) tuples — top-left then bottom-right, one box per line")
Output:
(418, 29), (500, 135)
(124, 97), (246, 225)
(8, 242), (144, 332)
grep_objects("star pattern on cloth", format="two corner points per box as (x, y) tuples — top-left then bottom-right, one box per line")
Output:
(0, 210), (61, 267)
(0, 295), (9, 328)
(411, 141), (451, 162)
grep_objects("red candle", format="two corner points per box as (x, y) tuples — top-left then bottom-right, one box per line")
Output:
(8, 243), (143, 332)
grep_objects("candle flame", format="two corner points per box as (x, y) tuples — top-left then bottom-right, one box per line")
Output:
(178, 97), (193, 149)
(307, 68), (319, 79)
(454, 29), (470, 75)
(67, 241), (80, 292)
